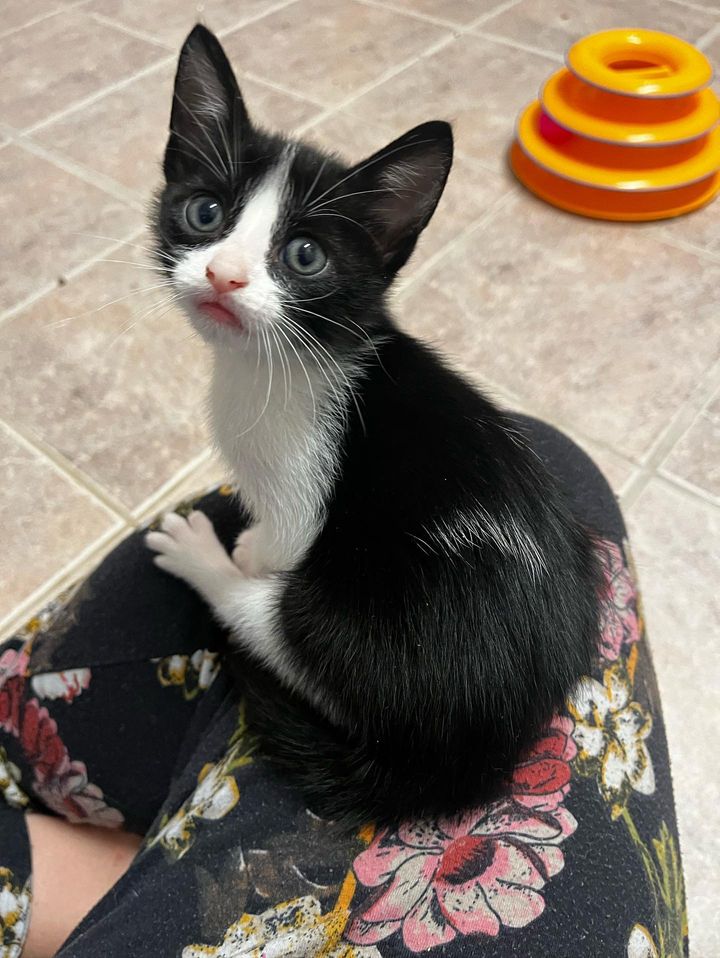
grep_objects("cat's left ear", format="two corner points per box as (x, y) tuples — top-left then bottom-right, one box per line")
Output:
(348, 121), (453, 275)
(164, 24), (249, 182)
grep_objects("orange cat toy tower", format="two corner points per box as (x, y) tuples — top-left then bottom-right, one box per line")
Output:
(511, 29), (720, 221)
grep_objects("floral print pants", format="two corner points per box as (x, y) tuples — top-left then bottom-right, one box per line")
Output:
(0, 417), (687, 958)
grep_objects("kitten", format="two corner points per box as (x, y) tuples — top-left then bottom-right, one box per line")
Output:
(146, 25), (601, 826)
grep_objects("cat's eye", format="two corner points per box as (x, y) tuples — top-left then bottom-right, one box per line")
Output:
(185, 195), (224, 233)
(282, 237), (327, 276)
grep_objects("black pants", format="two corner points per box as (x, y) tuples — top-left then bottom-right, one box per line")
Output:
(0, 418), (687, 957)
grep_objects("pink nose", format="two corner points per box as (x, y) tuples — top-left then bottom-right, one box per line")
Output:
(205, 265), (248, 294)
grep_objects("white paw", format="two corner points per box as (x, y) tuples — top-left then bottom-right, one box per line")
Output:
(231, 525), (266, 577)
(145, 511), (243, 603)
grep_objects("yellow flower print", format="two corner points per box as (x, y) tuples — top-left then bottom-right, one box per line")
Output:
(569, 657), (655, 818)
(149, 759), (240, 859)
(182, 896), (381, 958)
(156, 650), (221, 699)
(0, 749), (28, 810)
(0, 868), (31, 958)
(147, 706), (254, 859)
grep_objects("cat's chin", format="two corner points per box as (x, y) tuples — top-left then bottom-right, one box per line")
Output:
(197, 299), (244, 332)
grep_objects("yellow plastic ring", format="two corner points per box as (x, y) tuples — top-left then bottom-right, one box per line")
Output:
(567, 28), (713, 98)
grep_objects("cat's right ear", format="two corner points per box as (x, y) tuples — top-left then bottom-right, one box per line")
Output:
(164, 24), (248, 182)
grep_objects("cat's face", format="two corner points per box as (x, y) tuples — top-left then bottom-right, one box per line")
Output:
(153, 25), (453, 356)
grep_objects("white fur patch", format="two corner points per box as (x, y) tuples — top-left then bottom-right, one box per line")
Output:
(172, 148), (295, 334)
(208, 341), (357, 573)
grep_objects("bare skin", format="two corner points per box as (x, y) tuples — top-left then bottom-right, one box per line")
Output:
(23, 814), (142, 958)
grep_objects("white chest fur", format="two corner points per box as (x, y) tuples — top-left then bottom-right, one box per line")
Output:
(208, 344), (347, 573)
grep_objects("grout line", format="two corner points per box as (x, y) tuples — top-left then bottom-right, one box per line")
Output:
(465, 0), (524, 30)
(473, 29), (563, 63)
(236, 69), (328, 110)
(696, 20), (720, 52)
(131, 448), (215, 523)
(0, 522), (132, 645)
(0, 225), (148, 330)
(89, 11), (175, 50)
(20, 57), (174, 137)
(626, 468), (720, 516)
(0, 418), (136, 524)
(0, 8), (63, 42)
(0, 282), (60, 328)
(620, 358), (720, 509)
(656, 468), (720, 509)
(655, 233), (720, 264)
(14, 136), (144, 210)
(399, 188), (516, 293)
(216, 0), (301, 38)
(61, 225), (150, 282)
(296, 31), (457, 137)
(666, 0), (720, 19)
(353, 0), (464, 30)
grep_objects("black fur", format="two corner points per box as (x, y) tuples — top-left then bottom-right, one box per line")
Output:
(154, 25), (603, 827)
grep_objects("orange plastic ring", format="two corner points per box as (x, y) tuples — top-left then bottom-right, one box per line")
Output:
(510, 143), (720, 221)
(516, 101), (720, 191)
(567, 29), (713, 98)
(542, 68), (720, 146)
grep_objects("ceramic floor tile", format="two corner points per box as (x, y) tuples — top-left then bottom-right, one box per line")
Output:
(661, 387), (720, 501)
(367, 0), (515, 27)
(135, 451), (230, 524)
(345, 34), (555, 172)
(626, 480), (720, 958)
(0, 0), (63, 38)
(0, 250), (212, 509)
(306, 110), (509, 282)
(397, 190), (720, 460)
(0, 427), (120, 624)
(87, 0), (292, 47)
(0, 145), (141, 314)
(478, 0), (718, 54)
(0, 9), (163, 132)
(31, 64), (321, 198)
(220, 0), (450, 108)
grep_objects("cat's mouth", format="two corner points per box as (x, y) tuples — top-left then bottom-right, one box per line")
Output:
(196, 299), (245, 332)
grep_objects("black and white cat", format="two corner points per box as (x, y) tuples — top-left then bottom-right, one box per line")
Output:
(146, 25), (601, 826)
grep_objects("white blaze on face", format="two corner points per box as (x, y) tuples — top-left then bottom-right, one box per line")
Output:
(173, 149), (294, 329)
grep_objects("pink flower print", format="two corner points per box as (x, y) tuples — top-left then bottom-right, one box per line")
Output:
(597, 540), (640, 661)
(346, 799), (576, 952)
(0, 648), (29, 685)
(0, 648), (29, 733)
(20, 697), (123, 827)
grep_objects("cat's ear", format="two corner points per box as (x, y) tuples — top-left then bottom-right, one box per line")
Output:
(348, 121), (453, 274)
(164, 24), (248, 182)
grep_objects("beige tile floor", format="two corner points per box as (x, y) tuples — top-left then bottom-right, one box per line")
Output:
(1, 0), (718, 952)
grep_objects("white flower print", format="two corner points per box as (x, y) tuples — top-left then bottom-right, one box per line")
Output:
(0, 749), (28, 809)
(627, 923), (659, 958)
(30, 668), (91, 703)
(182, 896), (381, 958)
(0, 870), (30, 958)
(569, 662), (654, 818)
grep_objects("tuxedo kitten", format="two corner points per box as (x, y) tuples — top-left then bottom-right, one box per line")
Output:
(146, 25), (601, 826)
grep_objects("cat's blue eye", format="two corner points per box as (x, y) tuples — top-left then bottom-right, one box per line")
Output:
(185, 195), (224, 233)
(282, 237), (327, 276)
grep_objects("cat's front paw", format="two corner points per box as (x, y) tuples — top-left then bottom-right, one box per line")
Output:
(232, 525), (267, 577)
(145, 510), (243, 603)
